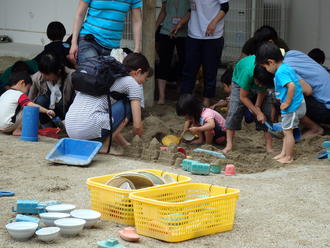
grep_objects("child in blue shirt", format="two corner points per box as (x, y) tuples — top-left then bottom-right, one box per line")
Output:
(255, 42), (306, 164)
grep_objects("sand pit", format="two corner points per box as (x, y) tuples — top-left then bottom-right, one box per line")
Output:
(123, 104), (330, 174)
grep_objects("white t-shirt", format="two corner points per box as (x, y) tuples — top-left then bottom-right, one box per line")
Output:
(188, 0), (229, 39)
(0, 89), (31, 129)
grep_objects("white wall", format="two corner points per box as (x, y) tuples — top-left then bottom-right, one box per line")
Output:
(287, 0), (330, 67)
(0, 0), (79, 45)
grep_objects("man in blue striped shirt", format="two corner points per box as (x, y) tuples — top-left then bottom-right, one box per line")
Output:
(70, 0), (142, 64)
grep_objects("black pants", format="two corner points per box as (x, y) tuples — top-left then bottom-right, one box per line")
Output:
(180, 36), (224, 98)
(305, 96), (330, 124)
(157, 34), (186, 82)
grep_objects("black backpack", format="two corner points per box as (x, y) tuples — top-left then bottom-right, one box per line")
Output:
(71, 55), (129, 153)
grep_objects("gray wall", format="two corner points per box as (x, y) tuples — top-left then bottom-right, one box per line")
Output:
(287, 0), (330, 66)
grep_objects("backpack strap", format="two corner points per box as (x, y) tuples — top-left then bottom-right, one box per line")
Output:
(106, 93), (113, 154)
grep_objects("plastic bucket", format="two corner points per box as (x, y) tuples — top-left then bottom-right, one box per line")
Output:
(20, 106), (39, 142)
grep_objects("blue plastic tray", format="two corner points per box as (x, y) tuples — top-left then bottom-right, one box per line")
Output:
(45, 138), (102, 166)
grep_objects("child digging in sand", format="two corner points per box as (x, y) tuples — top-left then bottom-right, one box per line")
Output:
(65, 53), (152, 155)
(0, 72), (55, 136)
(256, 42), (306, 163)
(176, 94), (226, 145)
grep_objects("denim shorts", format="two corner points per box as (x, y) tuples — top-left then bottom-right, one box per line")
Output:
(77, 35), (112, 65)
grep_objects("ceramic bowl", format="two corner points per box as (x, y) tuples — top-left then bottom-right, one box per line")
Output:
(39, 212), (70, 226)
(54, 218), (86, 236)
(35, 227), (60, 242)
(182, 130), (196, 141)
(70, 209), (101, 228)
(6, 222), (38, 241)
(46, 204), (76, 213)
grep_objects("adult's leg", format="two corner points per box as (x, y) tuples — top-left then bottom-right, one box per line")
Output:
(302, 96), (327, 136)
(157, 34), (175, 104)
(175, 37), (186, 84)
(180, 37), (203, 95)
(201, 37), (224, 106)
(34, 95), (51, 125)
(77, 37), (103, 65)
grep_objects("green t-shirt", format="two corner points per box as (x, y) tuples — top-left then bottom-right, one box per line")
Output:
(160, 0), (190, 37)
(232, 55), (265, 91)
(0, 59), (38, 94)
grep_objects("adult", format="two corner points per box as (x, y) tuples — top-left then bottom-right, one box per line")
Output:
(173, 0), (230, 107)
(155, 0), (190, 104)
(240, 25), (289, 59)
(69, 0), (142, 64)
(284, 50), (330, 135)
(29, 53), (75, 127)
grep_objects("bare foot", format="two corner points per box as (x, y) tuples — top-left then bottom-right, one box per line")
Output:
(302, 127), (324, 137)
(266, 148), (275, 153)
(276, 156), (293, 164)
(157, 99), (165, 105)
(12, 129), (21, 136)
(222, 146), (232, 154)
(273, 153), (284, 160)
(109, 145), (124, 156)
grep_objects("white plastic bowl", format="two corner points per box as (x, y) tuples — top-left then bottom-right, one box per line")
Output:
(39, 212), (70, 226)
(46, 204), (76, 213)
(54, 218), (86, 236)
(6, 222), (38, 241)
(35, 227), (60, 242)
(70, 209), (101, 228)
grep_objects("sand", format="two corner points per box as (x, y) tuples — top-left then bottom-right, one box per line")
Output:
(126, 104), (330, 174)
(0, 134), (330, 248)
(0, 56), (28, 73)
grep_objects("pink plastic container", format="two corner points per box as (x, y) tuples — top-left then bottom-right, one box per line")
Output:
(224, 164), (236, 175)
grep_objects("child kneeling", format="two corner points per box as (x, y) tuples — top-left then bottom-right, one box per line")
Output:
(177, 94), (226, 145)
(0, 72), (55, 135)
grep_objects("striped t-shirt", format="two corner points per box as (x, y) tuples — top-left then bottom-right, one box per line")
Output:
(80, 0), (143, 49)
(65, 76), (144, 140)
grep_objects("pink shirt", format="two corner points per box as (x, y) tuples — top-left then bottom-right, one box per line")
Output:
(200, 108), (226, 130)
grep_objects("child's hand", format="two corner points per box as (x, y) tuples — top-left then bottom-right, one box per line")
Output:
(133, 126), (143, 137)
(189, 127), (199, 135)
(256, 112), (266, 123)
(46, 110), (56, 118)
(280, 102), (290, 110)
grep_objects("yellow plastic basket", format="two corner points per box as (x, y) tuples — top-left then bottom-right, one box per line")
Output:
(129, 183), (240, 242)
(86, 169), (191, 225)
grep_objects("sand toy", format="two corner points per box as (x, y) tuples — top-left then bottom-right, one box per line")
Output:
(12, 200), (47, 214)
(162, 135), (181, 146)
(119, 227), (140, 242)
(224, 164), (236, 175)
(0, 191), (14, 197)
(45, 138), (102, 166)
(193, 148), (226, 159)
(97, 238), (126, 248)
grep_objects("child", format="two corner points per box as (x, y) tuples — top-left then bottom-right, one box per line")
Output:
(0, 72), (55, 136)
(65, 53), (152, 155)
(210, 66), (233, 110)
(34, 21), (74, 68)
(256, 42), (306, 164)
(223, 55), (274, 153)
(176, 94), (226, 145)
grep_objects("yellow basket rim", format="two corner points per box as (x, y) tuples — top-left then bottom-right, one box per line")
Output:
(86, 169), (192, 194)
(129, 183), (240, 207)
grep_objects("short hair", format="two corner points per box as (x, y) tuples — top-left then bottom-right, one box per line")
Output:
(47, 21), (66, 41)
(12, 61), (30, 74)
(221, 66), (233, 86)
(308, 48), (325, 64)
(176, 94), (203, 123)
(255, 42), (283, 65)
(254, 64), (274, 89)
(9, 71), (32, 86)
(123, 53), (153, 77)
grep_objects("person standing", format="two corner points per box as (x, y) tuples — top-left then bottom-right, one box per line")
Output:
(69, 0), (143, 64)
(173, 0), (229, 107)
(155, 0), (190, 104)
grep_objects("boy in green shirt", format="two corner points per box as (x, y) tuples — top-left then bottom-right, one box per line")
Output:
(223, 55), (274, 153)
